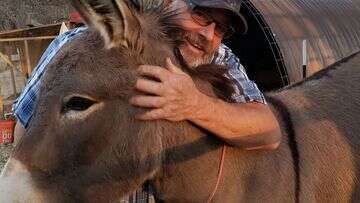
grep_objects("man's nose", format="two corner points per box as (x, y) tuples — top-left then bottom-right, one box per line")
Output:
(198, 22), (216, 41)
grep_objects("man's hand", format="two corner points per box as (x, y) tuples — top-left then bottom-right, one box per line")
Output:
(129, 58), (204, 121)
(129, 59), (281, 150)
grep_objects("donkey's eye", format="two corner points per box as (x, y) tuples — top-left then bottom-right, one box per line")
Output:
(61, 95), (103, 120)
(62, 96), (97, 112)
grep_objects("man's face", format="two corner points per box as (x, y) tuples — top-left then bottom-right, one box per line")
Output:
(171, 1), (231, 67)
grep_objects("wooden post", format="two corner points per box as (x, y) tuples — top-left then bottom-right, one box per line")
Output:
(302, 39), (307, 79)
(9, 63), (17, 96)
(24, 40), (32, 77)
(0, 96), (3, 120)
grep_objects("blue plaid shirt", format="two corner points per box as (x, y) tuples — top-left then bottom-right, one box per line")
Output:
(13, 27), (265, 128)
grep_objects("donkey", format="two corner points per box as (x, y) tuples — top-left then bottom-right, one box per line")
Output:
(1, 0), (360, 202)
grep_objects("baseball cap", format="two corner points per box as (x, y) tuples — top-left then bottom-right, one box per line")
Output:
(185, 0), (248, 34)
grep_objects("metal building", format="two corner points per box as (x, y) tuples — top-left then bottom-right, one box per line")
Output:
(227, 0), (360, 91)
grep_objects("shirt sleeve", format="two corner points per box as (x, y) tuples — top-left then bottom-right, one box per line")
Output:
(213, 44), (266, 104)
(12, 27), (87, 128)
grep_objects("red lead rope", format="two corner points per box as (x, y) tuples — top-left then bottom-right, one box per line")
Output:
(207, 145), (227, 203)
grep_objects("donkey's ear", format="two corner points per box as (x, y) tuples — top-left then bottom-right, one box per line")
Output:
(72, 0), (141, 49)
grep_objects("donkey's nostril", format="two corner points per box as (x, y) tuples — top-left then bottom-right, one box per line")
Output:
(62, 96), (97, 113)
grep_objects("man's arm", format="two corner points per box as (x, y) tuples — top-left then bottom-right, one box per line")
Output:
(130, 58), (281, 150)
(188, 95), (281, 150)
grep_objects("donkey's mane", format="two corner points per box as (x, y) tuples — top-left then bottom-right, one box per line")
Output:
(87, 0), (165, 14)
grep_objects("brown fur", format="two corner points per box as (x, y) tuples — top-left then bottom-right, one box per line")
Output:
(267, 52), (360, 202)
(2, 0), (360, 202)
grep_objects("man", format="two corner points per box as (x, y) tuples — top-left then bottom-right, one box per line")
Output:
(130, 0), (281, 149)
(12, 0), (280, 201)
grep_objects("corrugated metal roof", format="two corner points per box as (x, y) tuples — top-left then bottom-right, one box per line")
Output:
(249, 0), (360, 83)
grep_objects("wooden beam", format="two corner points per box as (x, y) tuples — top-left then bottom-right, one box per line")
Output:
(0, 36), (57, 42)
(0, 23), (63, 38)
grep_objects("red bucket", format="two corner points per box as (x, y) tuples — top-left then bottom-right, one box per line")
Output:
(0, 120), (15, 144)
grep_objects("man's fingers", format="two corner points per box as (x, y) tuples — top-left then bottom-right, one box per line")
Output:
(138, 65), (169, 81)
(166, 58), (184, 74)
(129, 96), (165, 108)
(136, 109), (166, 120)
(135, 78), (164, 95)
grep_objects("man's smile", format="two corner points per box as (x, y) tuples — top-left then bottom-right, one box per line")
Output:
(184, 38), (205, 55)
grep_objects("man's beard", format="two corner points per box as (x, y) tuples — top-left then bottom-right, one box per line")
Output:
(169, 28), (215, 68)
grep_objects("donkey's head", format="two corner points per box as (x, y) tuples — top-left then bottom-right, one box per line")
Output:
(0, 0), (234, 202)
(0, 0), (184, 202)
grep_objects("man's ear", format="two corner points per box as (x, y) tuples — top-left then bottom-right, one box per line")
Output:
(72, 0), (141, 49)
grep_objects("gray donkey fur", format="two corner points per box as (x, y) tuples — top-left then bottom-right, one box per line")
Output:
(1, 0), (360, 202)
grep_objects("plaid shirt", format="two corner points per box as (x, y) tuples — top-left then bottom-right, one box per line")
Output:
(213, 44), (265, 103)
(13, 27), (265, 127)
(12, 27), (87, 128)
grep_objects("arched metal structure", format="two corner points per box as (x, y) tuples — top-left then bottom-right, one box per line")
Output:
(245, 0), (360, 84)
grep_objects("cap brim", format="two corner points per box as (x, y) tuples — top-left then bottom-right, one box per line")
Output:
(231, 12), (248, 34)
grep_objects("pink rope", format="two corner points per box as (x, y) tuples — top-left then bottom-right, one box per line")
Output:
(207, 145), (226, 203)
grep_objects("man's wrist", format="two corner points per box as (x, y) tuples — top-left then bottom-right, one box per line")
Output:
(188, 92), (218, 122)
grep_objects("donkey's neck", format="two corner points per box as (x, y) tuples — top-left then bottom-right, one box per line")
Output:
(148, 120), (223, 201)
(149, 111), (297, 202)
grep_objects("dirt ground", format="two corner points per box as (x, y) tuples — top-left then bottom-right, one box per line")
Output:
(0, 144), (12, 172)
(0, 0), (71, 31)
